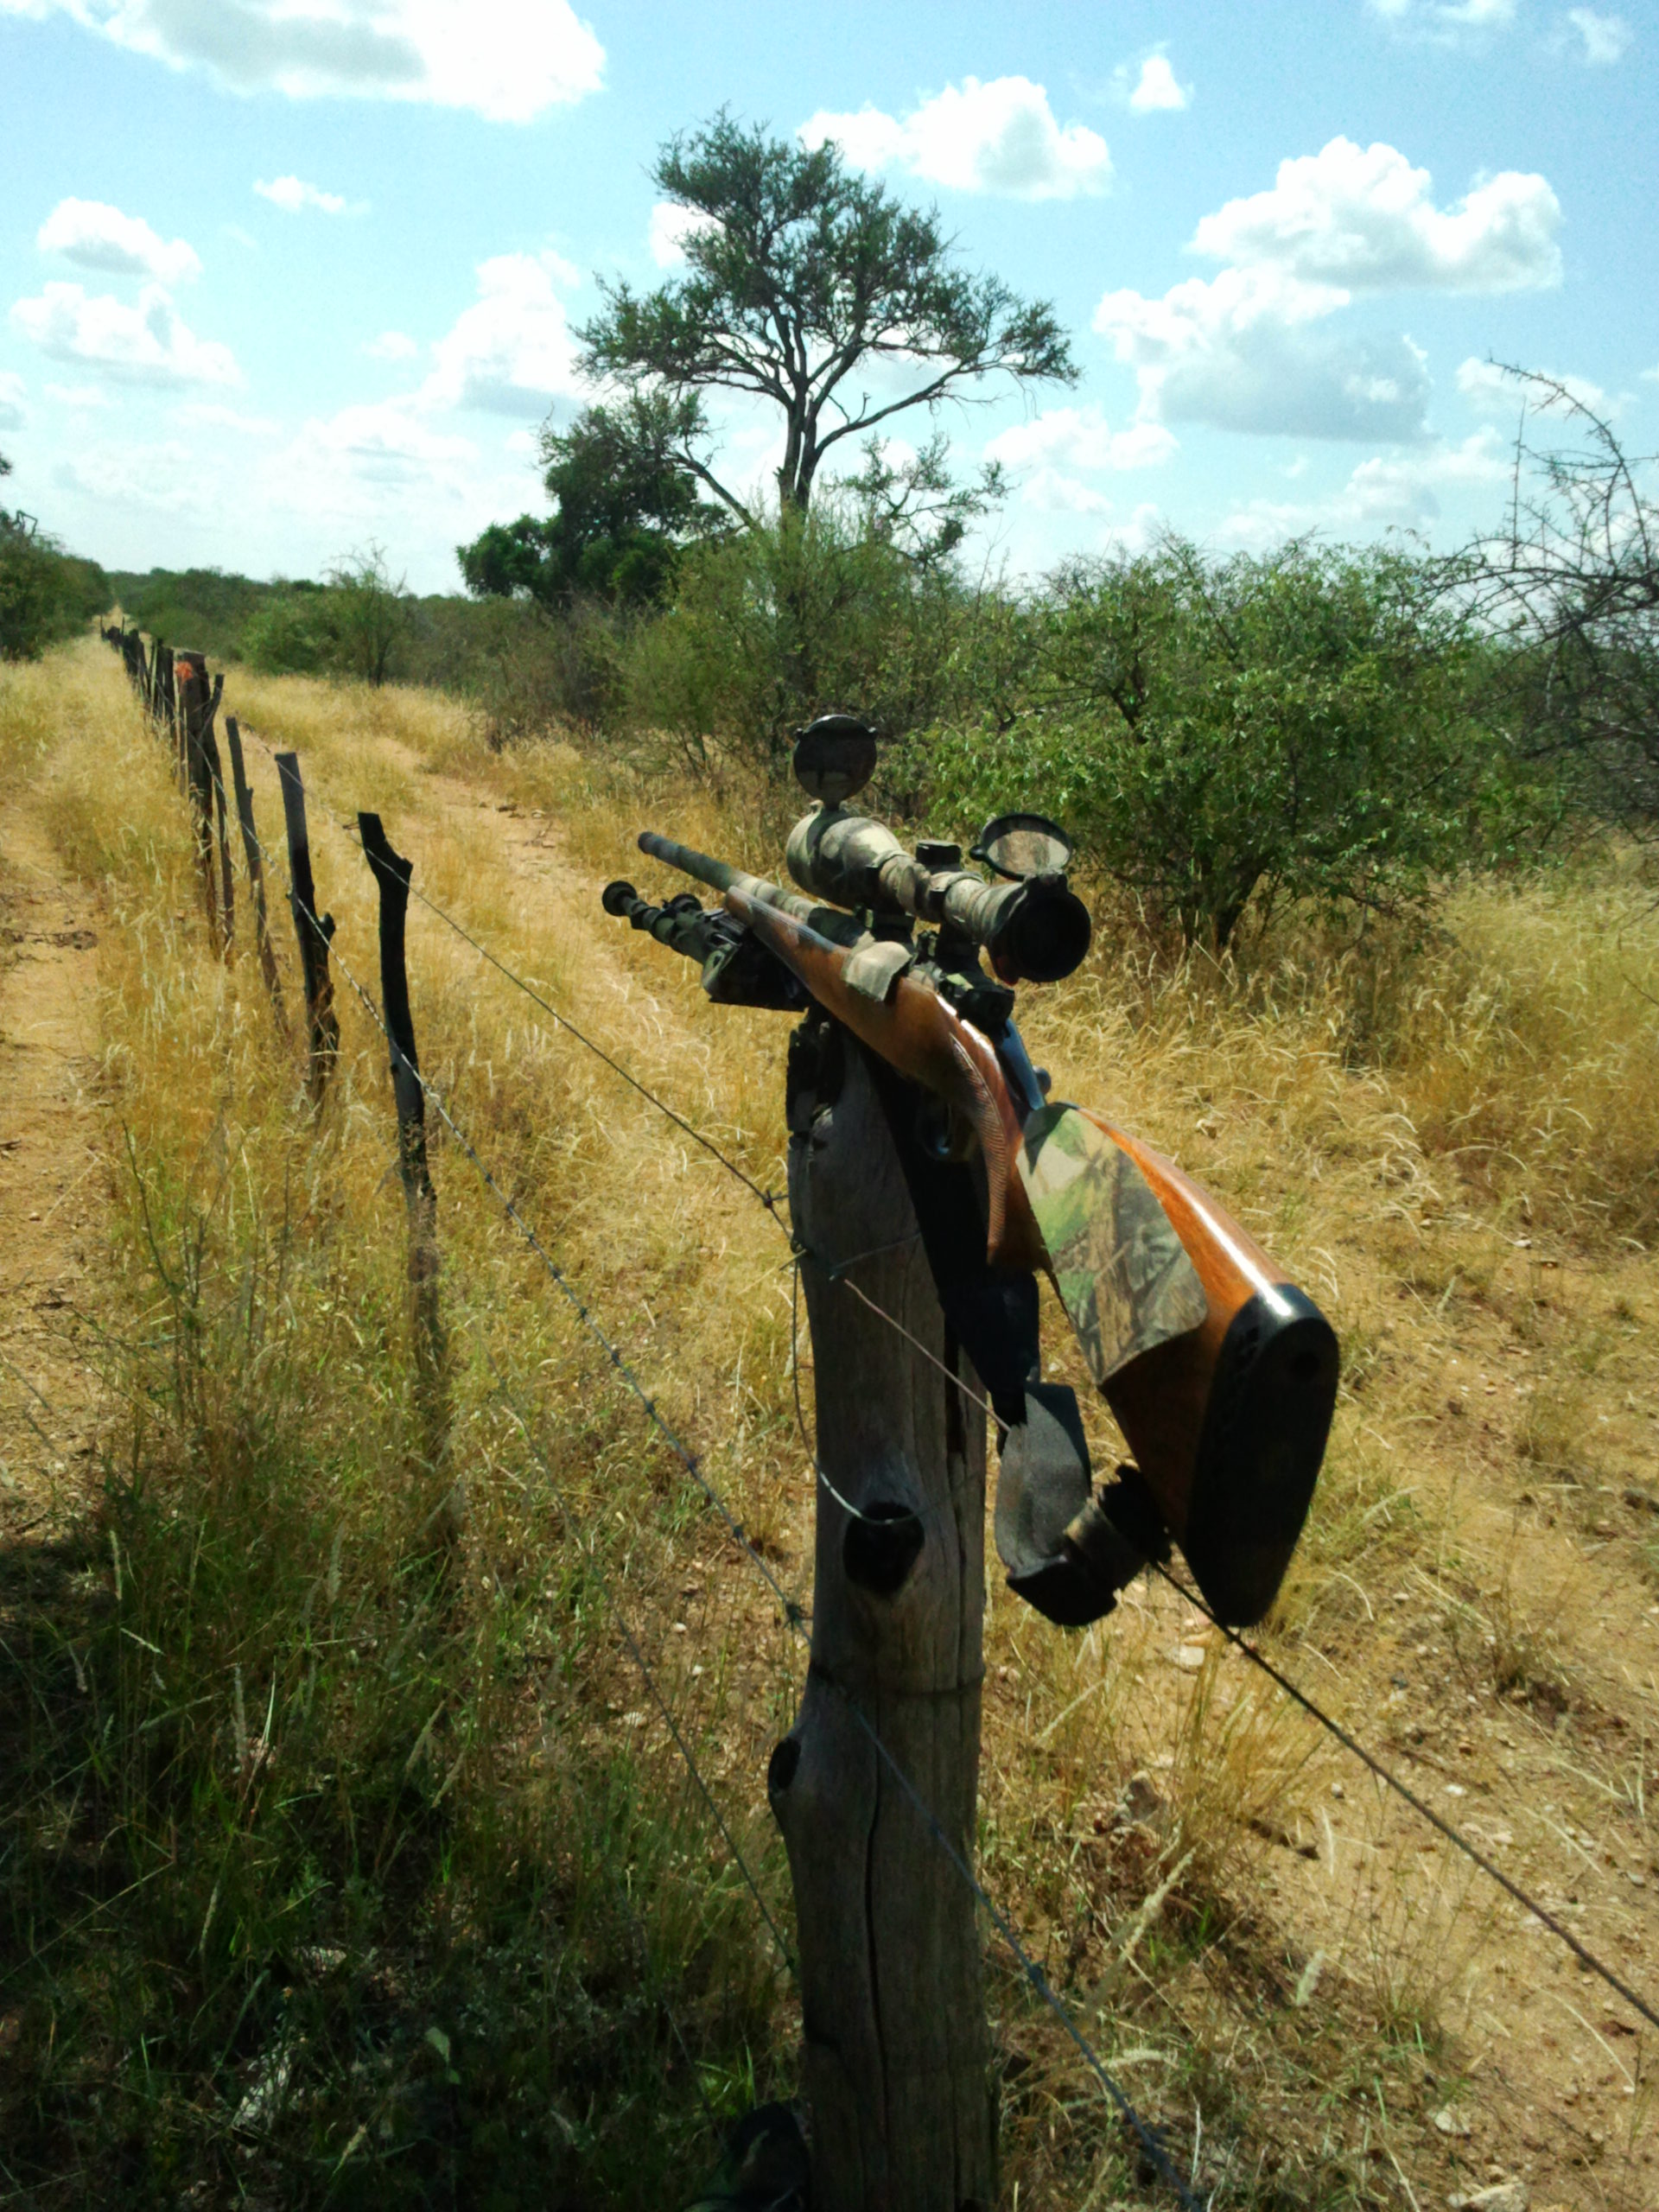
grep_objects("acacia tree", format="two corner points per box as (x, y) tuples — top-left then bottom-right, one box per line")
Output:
(578, 112), (1077, 527)
(927, 536), (1502, 952)
(326, 543), (409, 687)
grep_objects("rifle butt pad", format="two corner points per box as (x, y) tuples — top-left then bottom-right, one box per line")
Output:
(1085, 1119), (1340, 1627)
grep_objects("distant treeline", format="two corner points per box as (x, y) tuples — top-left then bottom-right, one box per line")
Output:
(107, 559), (518, 693)
(92, 494), (1638, 959)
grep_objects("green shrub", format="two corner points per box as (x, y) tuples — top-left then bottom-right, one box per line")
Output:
(109, 565), (276, 662)
(621, 498), (974, 772)
(241, 583), (341, 675)
(417, 592), (625, 743)
(0, 454), (107, 659)
(928, 536), (1522, 950)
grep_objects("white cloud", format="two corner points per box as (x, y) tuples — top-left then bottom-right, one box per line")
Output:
(648, 200), (721, 269)
(0, 370), (25, 430)
(1566, 9), (1631, 64)
(986, 405), (1177, 473)
(1091, 135), (1561, 444)
(1456, 354), (1611, 417)
(279, 400), (473, 486)
(1192, 138), (1561, 294)
(37, 196), (201, 283)
(254, 175), (351, 214)
(257, 398), (487, 539)
(1216, 429), (1510, 546)
(420, 251), (582, 415)
(52, 434), (203, 512)
(364, 328), (419, 359)
(44, 379), (109, 406)
(801, 76), (1112, 200)
(176, 399), (282, 434)
(0, 0), (605, 125)
(1368, 0), (1517, 38)
(1127, 53), (1189, 112)
(1014, 469), (1114, 517)
(10, 280), (241, 387)
(1095, 264), (1433, 442)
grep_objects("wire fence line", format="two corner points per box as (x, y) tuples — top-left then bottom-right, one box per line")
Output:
(488, 1351), (798, 1982)
(149, 672), (1208, 2204)
(106, 626), (1657, 2200)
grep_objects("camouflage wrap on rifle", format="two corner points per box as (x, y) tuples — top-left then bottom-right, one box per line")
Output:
(1017, 1103), (1209, 1383)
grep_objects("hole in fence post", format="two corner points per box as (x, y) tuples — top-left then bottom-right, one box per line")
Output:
(274, 752), (339, 1109)
(842, 1499), (925, 1596)
(767, 1737), (802, 1799)
(359, 809), (458, 1548)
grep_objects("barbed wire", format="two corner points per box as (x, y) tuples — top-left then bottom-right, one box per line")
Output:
(489, 1349), (797, 1981)
(1151, 1560), (1659, 2036)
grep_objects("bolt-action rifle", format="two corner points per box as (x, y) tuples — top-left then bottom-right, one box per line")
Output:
(604, 716), (1339, 1631)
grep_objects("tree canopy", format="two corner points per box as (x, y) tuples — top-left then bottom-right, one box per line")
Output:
(577, 111), (1077, 524)
(458, 393), (722, 607)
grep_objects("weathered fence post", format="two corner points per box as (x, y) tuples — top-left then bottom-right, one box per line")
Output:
(274, 752), (339, 1104)
(175, 651), (221, 942)
(358, 811), (457, 1541)
(206, 674), (235, 951)
(224, 716), (286, 1032)
(769, 1021), (994, 2212)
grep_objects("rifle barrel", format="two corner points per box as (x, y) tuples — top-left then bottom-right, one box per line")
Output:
(637, 832), (866, 947)
(637, 831), (743, 898)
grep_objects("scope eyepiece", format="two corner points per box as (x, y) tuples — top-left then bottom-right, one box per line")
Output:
(985, 878), (1093, 984)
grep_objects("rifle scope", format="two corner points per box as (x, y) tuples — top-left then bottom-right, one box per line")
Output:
(785, 805), (1092, 985)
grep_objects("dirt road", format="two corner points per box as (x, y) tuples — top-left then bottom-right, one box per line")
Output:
(0, 798), (106, 1541)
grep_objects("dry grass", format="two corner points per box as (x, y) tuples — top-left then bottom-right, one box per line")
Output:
(3, 638), (1657, 2206)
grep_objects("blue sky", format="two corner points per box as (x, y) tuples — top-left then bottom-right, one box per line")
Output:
(0, 0), (1650, 591)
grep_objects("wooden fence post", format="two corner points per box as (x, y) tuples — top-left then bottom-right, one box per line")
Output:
(358, 810), (457, 1540)
(274, 752), (339, 1104)
(175, 651), (220, 943)
(769, 1026), (994, 2212)
(206, 674), (234, 950)
(224, 716), (286, 1032)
